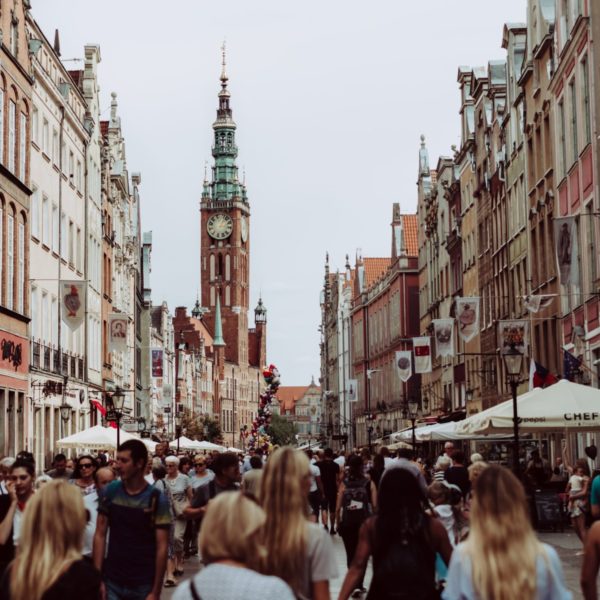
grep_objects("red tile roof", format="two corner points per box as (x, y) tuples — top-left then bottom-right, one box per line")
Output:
(275, 385), (320, 413)
(402, 214), (418, 257)
(364, 258), (391, 286)
(100, 120), (109, 137)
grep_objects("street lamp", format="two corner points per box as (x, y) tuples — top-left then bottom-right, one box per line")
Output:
(407, 397), (419, 448)
(111, 387), (126, 449)
(59, 402), (71, 439)
(175, 412), (182, 454)
(503, 345), (524, 475)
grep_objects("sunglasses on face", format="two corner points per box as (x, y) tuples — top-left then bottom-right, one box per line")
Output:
(195, 462), (205, 467)
(79, 463), (94, 469)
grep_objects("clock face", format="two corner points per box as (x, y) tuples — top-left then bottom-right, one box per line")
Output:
(207, 213), (233, 240)
(240, 216), (248, 243)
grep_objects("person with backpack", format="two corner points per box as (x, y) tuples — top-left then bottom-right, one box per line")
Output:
(338, 467), (452, 600)
(93, 440), (171, 600)
(336, 454), (377, 598)
(184, 452), (240, 521)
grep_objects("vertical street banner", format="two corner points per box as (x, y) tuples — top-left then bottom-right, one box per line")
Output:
(108, 314), (128, 352)
(455, 297), (480, 342)
(498, 319), (529, 357)
(395, 351), (412, 382)
(433, 319), (455, 357)
(152, 348), (164, 377)
(347, 379), (358, 402)
(413, 337), (432, 374)
(554, 216), (580, 286)
(61, 281), (86, 330)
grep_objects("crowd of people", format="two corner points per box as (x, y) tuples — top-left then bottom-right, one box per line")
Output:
(0, 440), (599, 598)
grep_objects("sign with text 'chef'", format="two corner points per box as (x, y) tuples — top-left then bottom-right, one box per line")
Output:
(61, 281), (86, 330)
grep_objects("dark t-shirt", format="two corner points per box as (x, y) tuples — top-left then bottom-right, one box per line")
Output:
(445, 465), (471, 497)
(316, 460), (340, 495)
(98, 480), (171, 587)
(190, 479), (239, 510)
(0, 559), (101, 600)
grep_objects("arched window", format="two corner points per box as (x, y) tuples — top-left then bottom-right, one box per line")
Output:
(225, 254), (231, 281)
(0, 77), (5, 165)
(209, 254), (215, 280)
(6, 205), (14, 310)
(210, 286), (215, 307)
(17, 212), (25, 313)
(225, 286), (231, 306)
(8, 95), (16, 174)
(19, 101), (28, 183)
(218, 254), (223, 277)
(0, 198), (3, 305)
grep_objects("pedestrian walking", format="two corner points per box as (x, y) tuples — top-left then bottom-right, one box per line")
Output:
(189, 455), (214, 489)
(260, 447), (338, 600)
(369, 453), (385, 489)
(562, 440), (590, 551)
(433, 455), (452, 482)
(305, 451), (324, 523)
(93, 439), (171, 600)
(242, 455), (263, 501)
(581, 520), (600, 599)
(184, 452), (240, 521)
(0, 460), (35, 549)
(316, 448), (340, 534)
(82, 467), (116, 560)
(0, 480), (101, 600)
(338, 467), (452, 600)
(173, 491), (295, 600)
(445, 450), (470, 499)
(164, 456), (192, 583)
(336, 454), (376, 598)
(70, 455), (98, 496)
(442, 465), (571, 600)
(0, 458), (14, 494)
(46, 453), (73, 480)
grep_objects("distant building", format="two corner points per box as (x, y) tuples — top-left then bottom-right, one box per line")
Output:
(274, 380), (322, 446)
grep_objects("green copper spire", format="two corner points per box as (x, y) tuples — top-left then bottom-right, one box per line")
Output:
(202, 43), (246, 204)
(213, 294), (225, 347)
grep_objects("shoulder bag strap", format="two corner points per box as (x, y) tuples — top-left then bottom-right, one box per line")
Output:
(189, 578), (203, 600)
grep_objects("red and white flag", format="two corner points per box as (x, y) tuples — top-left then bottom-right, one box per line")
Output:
(413, 337), (432, 374)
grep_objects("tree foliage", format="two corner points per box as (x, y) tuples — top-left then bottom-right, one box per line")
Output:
(266, 413), (297, 447)
(181, 412), (223, 444)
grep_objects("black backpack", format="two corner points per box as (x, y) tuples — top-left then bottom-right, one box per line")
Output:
(341, 478), (371, 527)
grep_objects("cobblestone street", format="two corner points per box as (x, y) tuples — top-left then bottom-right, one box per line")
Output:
(164, 530), (587, 599)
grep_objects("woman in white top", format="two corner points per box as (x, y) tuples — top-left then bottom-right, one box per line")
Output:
(173, 491), (294, 600)
(259, 447), (338, 600)
(443, 465), (571, 600)
(562, 439), (590, 550)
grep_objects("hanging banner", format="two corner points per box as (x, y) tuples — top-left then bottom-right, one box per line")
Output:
(151, 348), (164, 378)
(456, 297), (480, 342)
(395, 351), (412, 382)
(108, 314), (128, 352)
(413, 337), (432, 374)
(498, 319), (529, 357)
(347, 379), (358, 402)
(433, 319), (455, 357)
(523, 294), (555, 313)
(554, 216), (580, 286)
(61, 281), (86, 330)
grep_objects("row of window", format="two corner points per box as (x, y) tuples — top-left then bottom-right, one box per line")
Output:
(0, 202), (26, 314)
(0, 88), (28, 183)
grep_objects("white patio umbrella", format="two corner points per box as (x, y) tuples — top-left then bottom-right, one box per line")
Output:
(193, 440), (226, 452)
(391, 420), (508, 443)
(56, 424), (136, 450)
(169, 436), (203, 451)
(457, 380), (600, 435)
(227, 446), (244, 453)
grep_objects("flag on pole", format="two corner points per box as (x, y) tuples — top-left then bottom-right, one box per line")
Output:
(528, 359), (558, 390)
(413, 337), (432, 374)
(564, 349), (582, 381)
(395, 351), (412, 382)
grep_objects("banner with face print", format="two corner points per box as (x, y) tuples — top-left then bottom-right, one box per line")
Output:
(456, 297), (480, 342)
(433, 319), (455, 357)
(413, 337), (432, 374)
(109, 314), (128, 352)
(152, 348), (164, 378)
(395, 351), (412, 382)
(498, 319), (528, 357)
(554, 216), (579, 286)
(61, 280), (86, 330)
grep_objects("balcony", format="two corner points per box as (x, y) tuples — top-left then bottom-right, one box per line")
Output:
(30, 341), (86, 380)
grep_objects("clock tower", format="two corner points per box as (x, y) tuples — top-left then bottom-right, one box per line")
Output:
(200, 47), (251, 366)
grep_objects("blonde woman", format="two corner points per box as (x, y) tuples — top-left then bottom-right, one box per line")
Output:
(260, 447), (338, 600)
(443, 465), (571, 600)
(172, 491), (294, 600)
(0, 479), (101, 600)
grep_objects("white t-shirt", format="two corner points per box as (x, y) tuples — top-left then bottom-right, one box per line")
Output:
(334, 456), (345, 469)
(309, 464), (321, 493)
(82, 491), (99, 556)
(12, 504), (24, 546)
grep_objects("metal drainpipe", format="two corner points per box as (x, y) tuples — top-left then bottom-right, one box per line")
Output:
(58, 105), (67, 416)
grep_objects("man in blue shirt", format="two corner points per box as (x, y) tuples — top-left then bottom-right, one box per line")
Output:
(93, 439), (170, 600)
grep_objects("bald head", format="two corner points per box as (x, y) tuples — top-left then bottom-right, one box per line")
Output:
(95, 467), (116, 491)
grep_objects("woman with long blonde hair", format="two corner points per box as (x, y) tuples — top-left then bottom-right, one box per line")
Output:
(260, 447), (337, 600)
(1, 479), (101, 600)
(443, 465), (571, 600)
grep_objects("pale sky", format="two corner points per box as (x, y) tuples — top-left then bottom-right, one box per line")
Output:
(33, 0), (526, 385)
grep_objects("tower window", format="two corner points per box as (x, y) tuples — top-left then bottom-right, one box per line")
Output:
(225, 286), (231, 306)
